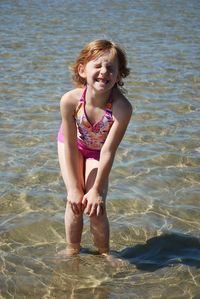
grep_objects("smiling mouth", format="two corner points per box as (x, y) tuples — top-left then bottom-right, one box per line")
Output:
(96, 78), (109, 84)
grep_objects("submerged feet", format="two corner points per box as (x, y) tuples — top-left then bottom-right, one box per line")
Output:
(56, 245), (126, 268)
(101, 253), (126, 268)
(56, 243), (81, 258)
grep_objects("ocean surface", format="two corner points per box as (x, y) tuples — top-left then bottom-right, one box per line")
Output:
(1, 0), (200, 298)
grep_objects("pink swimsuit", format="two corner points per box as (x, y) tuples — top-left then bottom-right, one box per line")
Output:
(57, 88), (114, 160)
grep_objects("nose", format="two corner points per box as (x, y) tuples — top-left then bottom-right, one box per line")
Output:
(100, 65), (108, 75)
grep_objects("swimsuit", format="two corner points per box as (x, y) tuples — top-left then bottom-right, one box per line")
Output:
(57, 87), (114, 160)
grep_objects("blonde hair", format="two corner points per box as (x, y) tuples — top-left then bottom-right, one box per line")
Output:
(70, 39), (130, 88)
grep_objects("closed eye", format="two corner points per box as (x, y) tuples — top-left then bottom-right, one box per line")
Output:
(94, 64), (101, 68)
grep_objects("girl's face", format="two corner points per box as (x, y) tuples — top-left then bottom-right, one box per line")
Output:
(79, 51), (120, 92)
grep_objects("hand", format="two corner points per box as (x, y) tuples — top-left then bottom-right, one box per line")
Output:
(67, 188), (84, 215)
(82, 188), (104, 217)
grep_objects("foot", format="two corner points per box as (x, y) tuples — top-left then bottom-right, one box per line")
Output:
(102, 253), (126, 268)
(56, 244), (80, 257)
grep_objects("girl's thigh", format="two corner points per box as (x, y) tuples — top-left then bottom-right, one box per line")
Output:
(57, 141), (84, 190)
(85, 158), (108, 200)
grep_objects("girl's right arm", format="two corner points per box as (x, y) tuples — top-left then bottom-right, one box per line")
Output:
(60, 90), (84, 214)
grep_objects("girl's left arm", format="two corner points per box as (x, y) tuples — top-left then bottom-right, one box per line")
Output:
(83, 97), (133, 216)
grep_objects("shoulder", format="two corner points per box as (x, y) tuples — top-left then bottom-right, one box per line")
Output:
(60, 88), (83, 117)
(112, 88), (133, 121)
(60, 88), (83, 108)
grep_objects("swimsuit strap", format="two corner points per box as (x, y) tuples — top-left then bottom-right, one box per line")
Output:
(74, 87), (86, 117)
(80, 86), (87, 103)
(80, 86), (113, 116)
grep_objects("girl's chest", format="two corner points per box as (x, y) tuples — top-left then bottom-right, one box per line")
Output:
(84, 105), (106, 127)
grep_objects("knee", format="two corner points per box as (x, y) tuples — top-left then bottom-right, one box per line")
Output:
(65, 202), (83, 223)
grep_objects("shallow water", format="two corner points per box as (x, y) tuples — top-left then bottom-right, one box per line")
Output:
(1, 0), (200, 298)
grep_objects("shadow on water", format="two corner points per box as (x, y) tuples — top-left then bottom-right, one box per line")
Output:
(114, 233), (200, 271)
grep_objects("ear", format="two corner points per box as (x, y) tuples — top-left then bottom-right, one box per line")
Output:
(78, 64), (86, 79)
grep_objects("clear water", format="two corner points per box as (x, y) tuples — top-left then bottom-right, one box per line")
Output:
(1, 0), (200, 298)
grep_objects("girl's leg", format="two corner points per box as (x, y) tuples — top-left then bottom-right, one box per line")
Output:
(85, 158), (110, 254)
(57, 141), (84, 255)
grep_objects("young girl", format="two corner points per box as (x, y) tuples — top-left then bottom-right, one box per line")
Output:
(57, 39), (132, 256)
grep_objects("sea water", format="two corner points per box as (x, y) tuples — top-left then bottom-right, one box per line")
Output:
(1, 0), (200, 298)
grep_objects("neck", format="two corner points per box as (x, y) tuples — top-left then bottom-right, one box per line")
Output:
(85, 86), (112, 107)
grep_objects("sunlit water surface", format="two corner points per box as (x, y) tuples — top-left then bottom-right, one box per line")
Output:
(1, 0), (200, 298)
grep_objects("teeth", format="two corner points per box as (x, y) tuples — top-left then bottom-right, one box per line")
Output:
(96, 78), (108, 83)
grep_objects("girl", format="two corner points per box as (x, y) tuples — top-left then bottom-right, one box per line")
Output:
(57, 39), (132, 256)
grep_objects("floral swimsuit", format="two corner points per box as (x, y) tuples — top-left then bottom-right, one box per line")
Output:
(57, 87), (114, 160)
